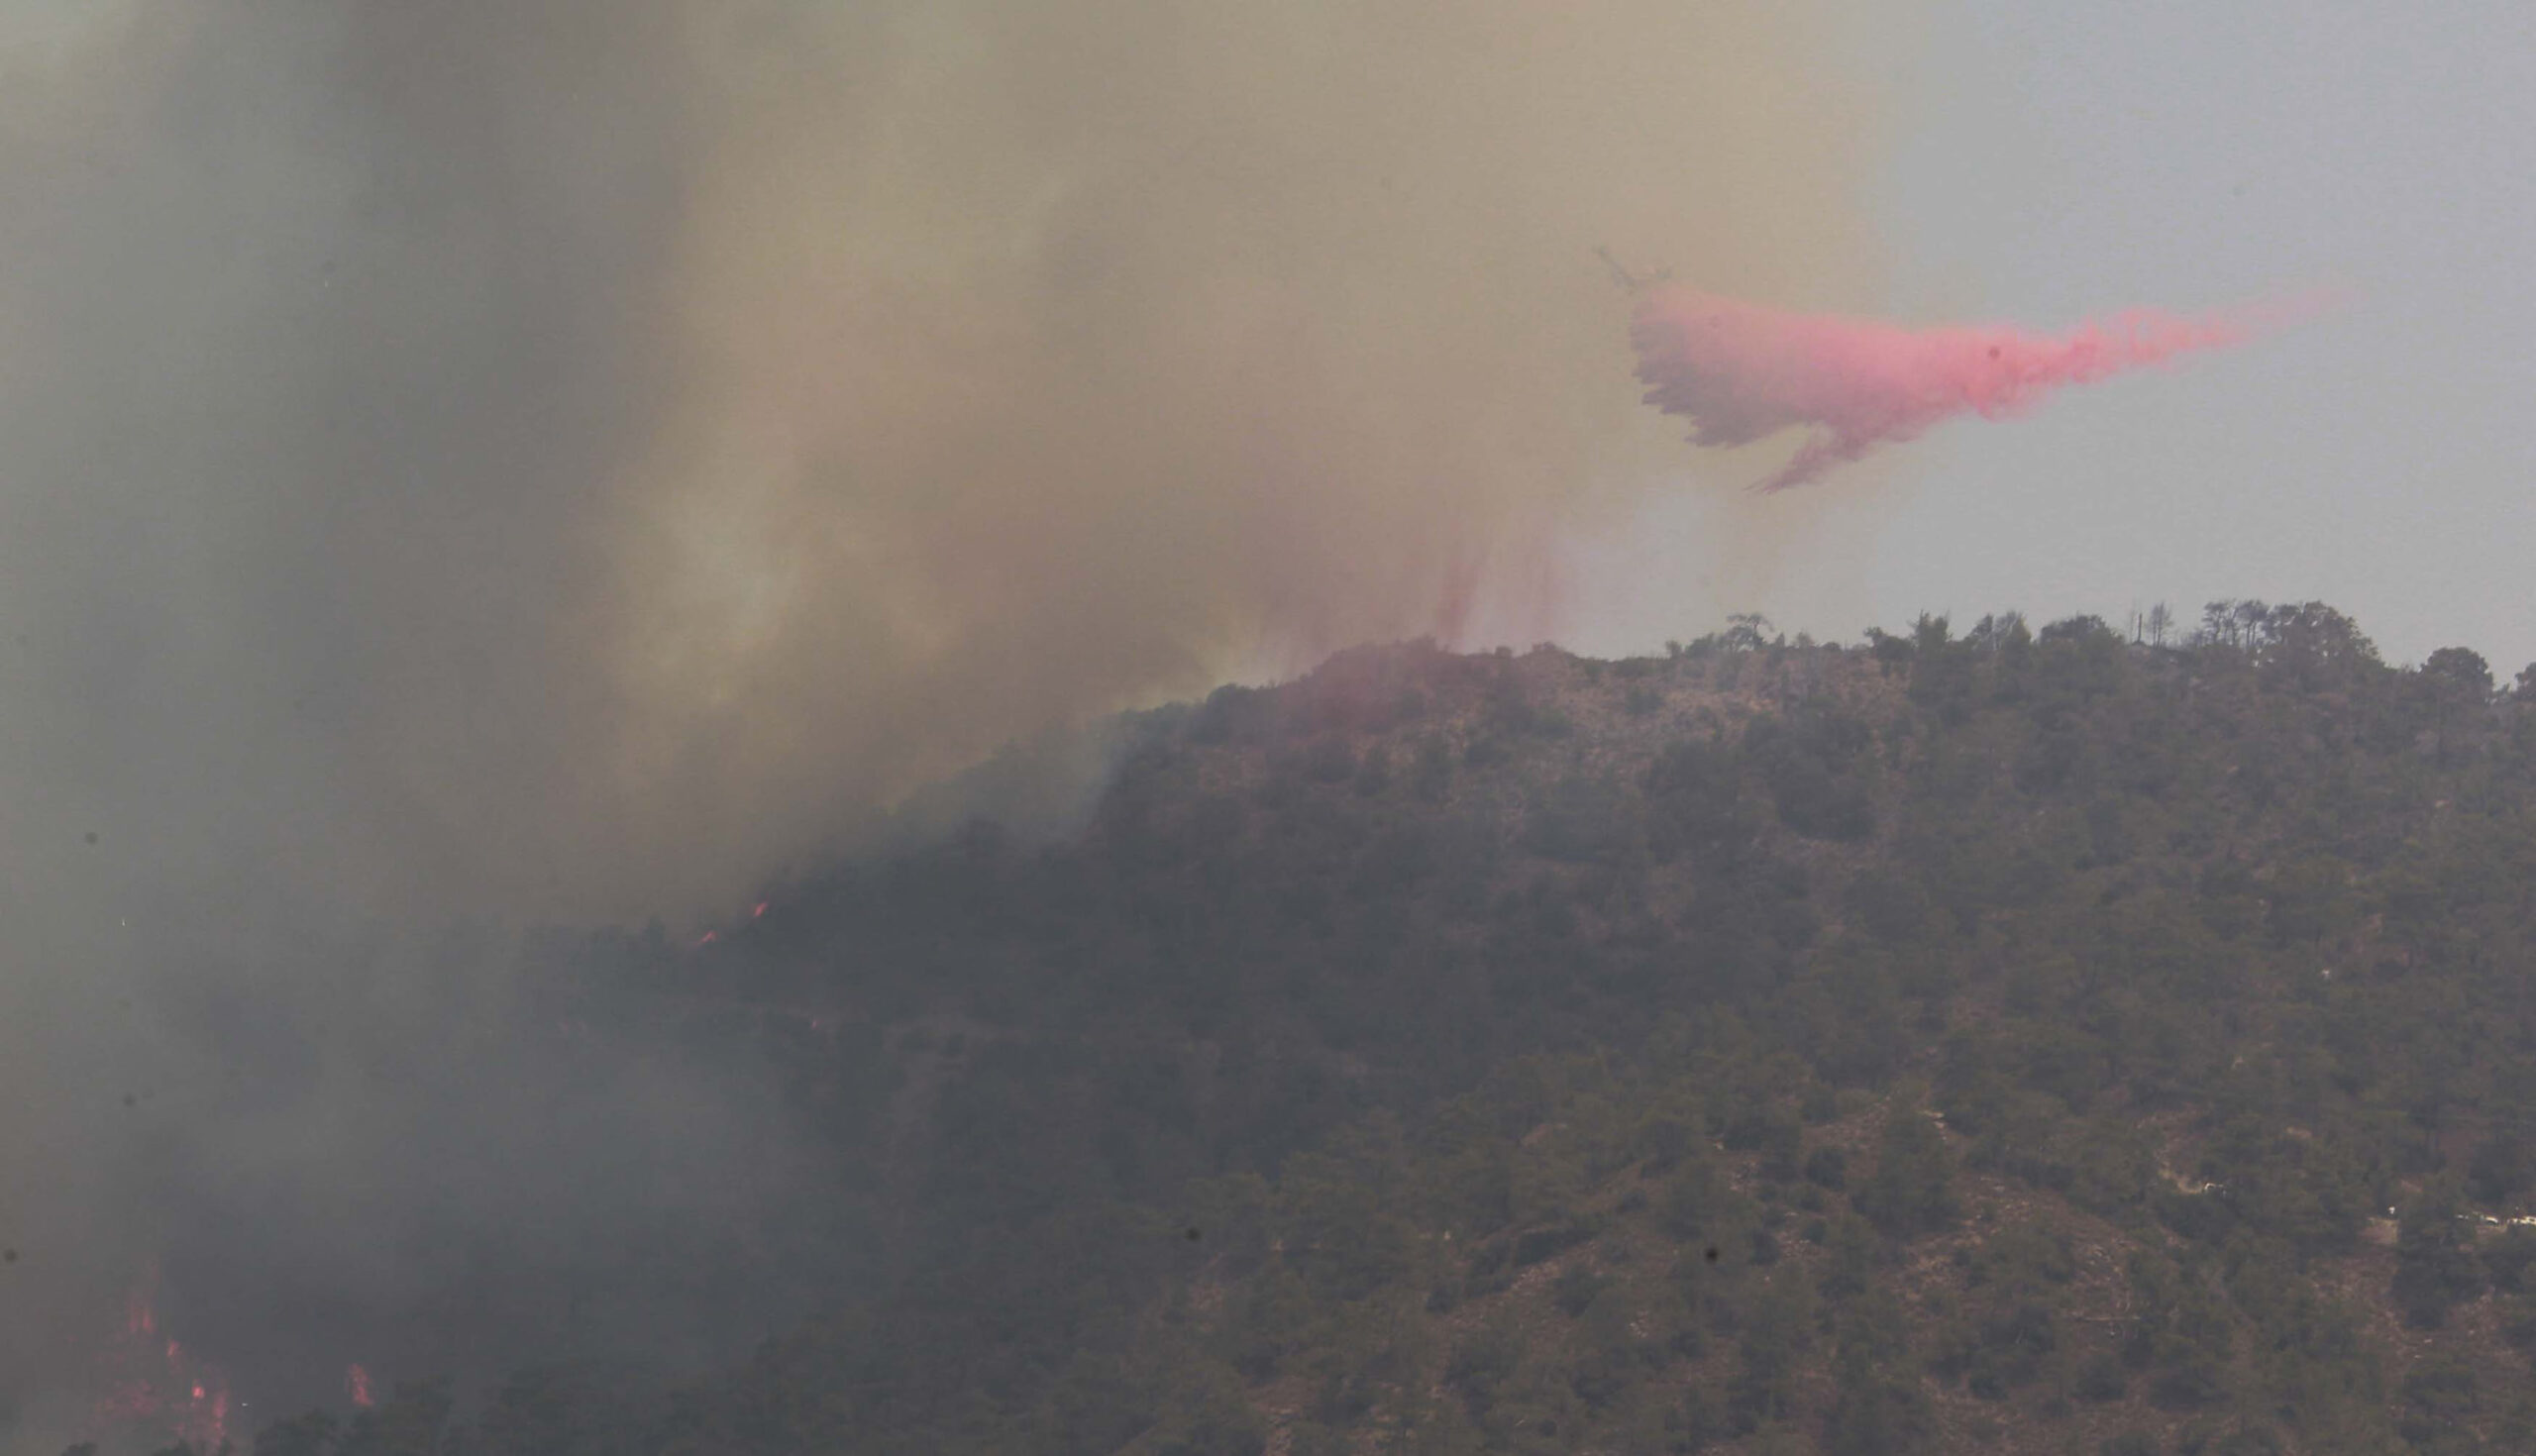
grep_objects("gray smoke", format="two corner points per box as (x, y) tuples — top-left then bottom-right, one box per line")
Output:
(0, 1), (1884, 1445)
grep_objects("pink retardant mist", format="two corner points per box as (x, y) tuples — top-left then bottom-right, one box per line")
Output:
(1628, 284), (2335, 491)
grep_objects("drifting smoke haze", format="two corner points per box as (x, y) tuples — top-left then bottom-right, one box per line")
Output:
(0, 0), (1886, 1445)
(1630, 284), (2312, 491)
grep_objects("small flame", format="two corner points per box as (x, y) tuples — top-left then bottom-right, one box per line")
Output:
(88, 1269), (229, 1452)
(347, 1362), (374, 1407)
(753, 900), (769, 917)
(695, 930), (717, 947)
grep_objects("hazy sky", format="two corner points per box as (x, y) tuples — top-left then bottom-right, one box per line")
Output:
(1575, 0), (2536, 673)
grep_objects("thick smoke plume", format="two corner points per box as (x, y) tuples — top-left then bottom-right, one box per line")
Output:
(0, 2), (1887, 930)
(0, 0), (1887, 1444)
(1630, 283), (2300, 491)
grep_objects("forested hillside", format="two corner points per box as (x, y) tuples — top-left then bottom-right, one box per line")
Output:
(215, 604), (2536, 1456)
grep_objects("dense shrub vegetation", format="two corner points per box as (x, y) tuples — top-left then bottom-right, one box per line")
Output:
(174, 604), (2536, 1454)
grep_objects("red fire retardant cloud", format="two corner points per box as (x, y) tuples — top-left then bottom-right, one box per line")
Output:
(1629, 285), (2303, 491)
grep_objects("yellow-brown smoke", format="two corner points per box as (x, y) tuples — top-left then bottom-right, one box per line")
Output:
(0, 0), (1885, 927)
